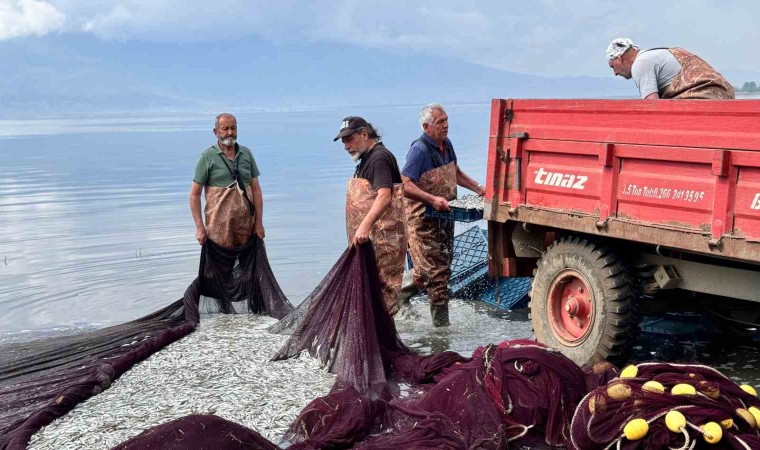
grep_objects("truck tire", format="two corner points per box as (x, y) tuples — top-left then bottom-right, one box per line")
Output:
(530, 236), (639, 367)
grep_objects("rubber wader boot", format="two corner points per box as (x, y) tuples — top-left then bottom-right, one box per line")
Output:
(397, 271), (421, 319)
(397, 271), (420, 308)
(430, 303), (450, 327)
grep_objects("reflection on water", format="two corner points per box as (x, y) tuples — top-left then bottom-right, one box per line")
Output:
(633, 333), (760, 386)
(396, 297), (532, 355)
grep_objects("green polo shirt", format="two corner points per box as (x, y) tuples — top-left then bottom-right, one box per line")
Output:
(193, 143), (260, 187)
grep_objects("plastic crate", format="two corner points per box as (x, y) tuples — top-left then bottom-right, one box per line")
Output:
(407, 225), (531, 309)
(449, 227), (489, 298)
(450, 226), (488, 276)
(425, 205), (483, 222)
(480, 277), (532, 310)
(450, 262), (488, 298)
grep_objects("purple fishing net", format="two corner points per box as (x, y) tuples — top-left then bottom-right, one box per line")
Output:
(0, 237), (292, 450)
(112, 414), (280, 450)
(116, 244), (587, 449)
(114, 340), (586, 450)
(271, 243), (410, 395)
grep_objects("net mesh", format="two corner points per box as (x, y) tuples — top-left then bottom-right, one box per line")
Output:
(6, 235), (759, 450)
(116, 244), (588, 450)
(0, 237), (292, 450)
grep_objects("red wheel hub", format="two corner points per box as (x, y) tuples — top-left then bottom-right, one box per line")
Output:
(547, 270), (593, 345)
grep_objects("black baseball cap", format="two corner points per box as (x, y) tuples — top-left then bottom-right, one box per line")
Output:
(333, 116), (369, 141)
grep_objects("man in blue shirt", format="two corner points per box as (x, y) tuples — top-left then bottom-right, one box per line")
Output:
(399, 103), (485, 326)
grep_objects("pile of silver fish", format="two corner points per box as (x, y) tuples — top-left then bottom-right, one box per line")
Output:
(449, 194), (484, 210)
(28, 315), (335, 450)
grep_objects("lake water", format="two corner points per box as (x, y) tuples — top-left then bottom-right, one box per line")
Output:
(1, 103), (758, 387)
(0, 104), (491, 333)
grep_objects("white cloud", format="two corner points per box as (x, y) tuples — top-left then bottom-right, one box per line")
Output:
(29, 0), (760, 77)
(0, 0), (65, 40)
(82, 4), (134, 41)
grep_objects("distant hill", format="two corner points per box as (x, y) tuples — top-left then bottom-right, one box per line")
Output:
(1, 36), (631, 118)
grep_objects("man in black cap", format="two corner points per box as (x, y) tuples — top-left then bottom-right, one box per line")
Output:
(335, 117), (408, 317)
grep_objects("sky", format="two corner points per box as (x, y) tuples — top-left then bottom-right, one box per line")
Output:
(2, 0), (759, 115)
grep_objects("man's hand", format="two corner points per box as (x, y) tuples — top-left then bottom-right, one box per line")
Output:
(254, 221), (265, 240)
(352, 223), (371, 246)
(195, 226), (208, 245)
(431, 196), (450, 212)
(476, 184), (486, 196)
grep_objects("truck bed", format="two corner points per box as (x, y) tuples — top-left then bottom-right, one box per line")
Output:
(484, 99), (760, 264)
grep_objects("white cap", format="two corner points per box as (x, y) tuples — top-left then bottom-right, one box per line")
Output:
(606, 38), (637, 61)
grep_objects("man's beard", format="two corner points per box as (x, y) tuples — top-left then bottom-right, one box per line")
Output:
(350, 152), (362, 162)
(219, 136), (237, 146)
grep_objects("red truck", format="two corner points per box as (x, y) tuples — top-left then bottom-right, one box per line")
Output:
(484, 99), (760, 366)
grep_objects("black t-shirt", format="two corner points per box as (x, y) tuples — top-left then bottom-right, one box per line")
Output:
(354, 143), (402, 191)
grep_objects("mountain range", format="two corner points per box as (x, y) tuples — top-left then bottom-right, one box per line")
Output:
(3, 35), (754, 118)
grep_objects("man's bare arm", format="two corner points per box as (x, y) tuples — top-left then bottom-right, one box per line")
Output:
(189, 182), (207, 244)
(455, 166), (486, 196)
(250, 177), (265, 239)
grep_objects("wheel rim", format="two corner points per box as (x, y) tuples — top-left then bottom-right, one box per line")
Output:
(547, 269), (594, 346)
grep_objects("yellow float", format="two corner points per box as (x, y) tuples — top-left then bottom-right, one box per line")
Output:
(671, 383), (696, 396)
(619, 365), (638, 378)
(701, 422), (722, 444)
(641, 380), (664, 394)
(665, 410), (686, 433)
(623, 418), (648, 440)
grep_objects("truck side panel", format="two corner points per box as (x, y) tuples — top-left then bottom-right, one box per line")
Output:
(617, 150), (714, 231)
(735, 165), (760, 239)
(485, 99), (760, 265)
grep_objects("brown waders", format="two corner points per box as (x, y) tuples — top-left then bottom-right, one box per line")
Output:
(346, 178), (408, 316)
(205, 182), (255, 248)
(661, 48), (735, 100)
(404, 161), (457, 326)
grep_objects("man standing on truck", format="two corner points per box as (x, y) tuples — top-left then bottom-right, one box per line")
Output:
(335, 116), (408, 316)
(190, 113), (264, 248)
(606, 38), (735, 100)
(398, 103), (486, 327)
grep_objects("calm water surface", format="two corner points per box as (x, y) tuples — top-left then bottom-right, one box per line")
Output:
(0, 105), (490, 333)
(1, 104), (757, 386)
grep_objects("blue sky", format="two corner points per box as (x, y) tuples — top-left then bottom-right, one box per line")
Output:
(2, 0), (759, 115)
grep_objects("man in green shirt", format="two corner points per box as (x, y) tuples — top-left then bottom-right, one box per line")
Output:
(189, 113), (264, 248)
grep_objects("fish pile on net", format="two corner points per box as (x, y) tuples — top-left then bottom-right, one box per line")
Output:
(27, 314), (335, 449)
(0, 237), (293, 450)
(3, 236), (760, 450)
(111, 244), (590, 449)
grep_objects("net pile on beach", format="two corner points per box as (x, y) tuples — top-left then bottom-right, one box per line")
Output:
(0, 237), (293, 450)
(5, 235), (760, 450)
(570, 362), (760, 449)
(112, 243), (590, 449)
